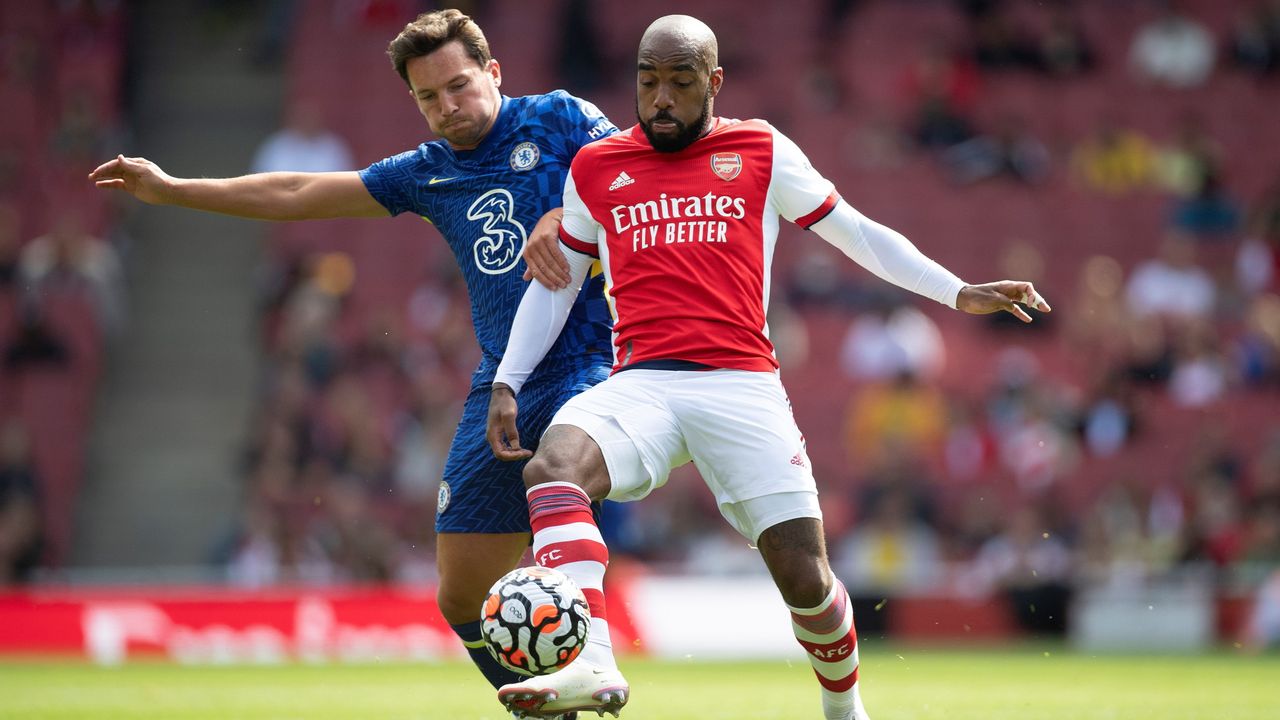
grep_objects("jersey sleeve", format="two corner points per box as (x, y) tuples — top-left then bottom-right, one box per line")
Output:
(769, 126), (840, 229)
(358, 150), (423, 216)
(557, 167), (601, 258)
(551, 90), (618, 158)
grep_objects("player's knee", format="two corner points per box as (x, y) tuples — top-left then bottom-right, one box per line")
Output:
(522, 454), (562, 489)
(436, 582), (481, 625)
(776, 565), (833, 609)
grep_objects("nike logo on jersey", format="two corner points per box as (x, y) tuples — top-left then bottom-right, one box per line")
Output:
(608, 171), (635, 191)
(428, 176), (458, 185)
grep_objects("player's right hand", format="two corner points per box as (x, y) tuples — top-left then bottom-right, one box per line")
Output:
(487, 383), (533, 462)
(88, 155), (174, 205)
(522, 208), (572, 290)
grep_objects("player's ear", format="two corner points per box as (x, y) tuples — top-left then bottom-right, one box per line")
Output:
(709, 67), (723, 97)
(488, 58), (502, 88)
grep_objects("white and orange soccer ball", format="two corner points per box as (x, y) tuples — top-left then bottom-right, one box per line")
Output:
(480, 566), (591, 676)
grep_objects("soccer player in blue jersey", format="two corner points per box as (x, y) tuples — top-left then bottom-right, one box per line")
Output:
(90, 9), (614, 713)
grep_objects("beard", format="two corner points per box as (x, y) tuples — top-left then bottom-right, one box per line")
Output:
(638, 88), (712, 153)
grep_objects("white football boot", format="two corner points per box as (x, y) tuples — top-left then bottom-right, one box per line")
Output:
(499, 662), (629, 718)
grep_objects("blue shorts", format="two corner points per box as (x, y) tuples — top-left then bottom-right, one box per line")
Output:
(435, 363), (610, 534)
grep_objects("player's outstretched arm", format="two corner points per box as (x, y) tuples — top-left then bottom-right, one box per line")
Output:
(522, 208), (573, 289)
(89, 155), (387, 221)
(486, 384), (532, 462)
(956, 281), (1052, 323)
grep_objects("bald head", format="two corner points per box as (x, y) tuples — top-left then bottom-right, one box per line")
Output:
(634, 15), (723, 152)
(639, 15), (718, 74)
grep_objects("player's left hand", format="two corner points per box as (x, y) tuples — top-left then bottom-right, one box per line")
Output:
(522, 208), (572, 289)
(956, 281), (1052, 323)
(487, 383), (533, 462)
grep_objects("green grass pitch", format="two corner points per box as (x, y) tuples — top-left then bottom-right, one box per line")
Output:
(2, 645), (1277, 719)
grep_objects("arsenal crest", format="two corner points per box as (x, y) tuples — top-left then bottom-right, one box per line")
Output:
(710, 152), (742, 181)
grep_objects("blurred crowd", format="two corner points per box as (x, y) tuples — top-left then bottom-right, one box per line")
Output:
(0, 0), (127, 578)
(0, 0), (1278, 650)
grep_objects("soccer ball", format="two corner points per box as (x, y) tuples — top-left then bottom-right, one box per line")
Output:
(481, 566), (591, 676)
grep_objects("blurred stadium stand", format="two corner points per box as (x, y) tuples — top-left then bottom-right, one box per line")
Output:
(1, 0), (1278, 647)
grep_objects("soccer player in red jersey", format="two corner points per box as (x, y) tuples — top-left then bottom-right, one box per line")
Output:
(487, 15), (1050, 719)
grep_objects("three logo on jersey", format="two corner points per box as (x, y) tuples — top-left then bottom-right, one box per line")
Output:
(467, 189), (527, 275)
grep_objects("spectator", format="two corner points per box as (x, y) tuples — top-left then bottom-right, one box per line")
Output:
(970, 8), (1041, 73)
(226, 499), (334, 588)
(1228, 1), (1280, 76)
(1076, 476), (1153, 587)
(555, 0), (607, 94)
(997, 392), (1078, 493)
(392, 376), (455, 510)
(839, 299), (945, 381)
(1125, 232), (1216, 321)
(19, 211), (126, 335)
(2, 304), (72, 372)
(899, 43), (980, 149)
(844, 370), (947, 473)
(843, 114), (910, 170)
(1168, 323), (1229, 407)
(1237, 501), (1280, 571)
(1155, 114), (1220, 199)
(1170, 169), (1242, 239)
(941, 398), (993, 485)
(1079, 371), (1137, 458)
(313, 474), (398, 583)
(1129, 1), (1216, 88)
(1122, 314), (1176, 386)
(835, 485), (942, 594)
(1070, 118), (1157, 194)
(250, 101), (354, 174)
(1181, 467), (1247, 568)
(0, 419), (42, 584)
(49, 94), (110, 167)
(967, 505), (1073, 635)
(685, 523), (773, 576)
(941, 113), (1051, 186)
(1064, 255), (1130, 365)
(1241, 568), (1280, 651)
(1235, 294), (1280, 386)
(1237, 174), (1280, 295)
(1039, 5), (1096, 77)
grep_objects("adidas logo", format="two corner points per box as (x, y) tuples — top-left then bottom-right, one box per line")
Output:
(789, 452), (806, 468)
(608, 171), (635, 191)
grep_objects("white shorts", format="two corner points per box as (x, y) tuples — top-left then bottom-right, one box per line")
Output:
(548, 368), (821, 542)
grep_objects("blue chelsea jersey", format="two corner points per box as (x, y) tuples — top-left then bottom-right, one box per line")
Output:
(360, 91), (617, 386)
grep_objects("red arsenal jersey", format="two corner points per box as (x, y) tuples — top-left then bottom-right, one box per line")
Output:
(559, 118), (839, 373)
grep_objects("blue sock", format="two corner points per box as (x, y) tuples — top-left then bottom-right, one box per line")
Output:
(451, 620), (523, 689)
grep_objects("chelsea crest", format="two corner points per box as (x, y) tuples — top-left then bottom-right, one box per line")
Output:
(509, 142), (540, 171)
(437, 481), (451, 514)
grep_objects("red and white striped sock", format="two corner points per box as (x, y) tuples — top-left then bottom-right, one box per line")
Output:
(788, 580), (869, 720)
(527, 481), (616, 670)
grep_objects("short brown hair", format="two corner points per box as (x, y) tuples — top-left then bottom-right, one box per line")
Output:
(387, 9), (492, 87)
